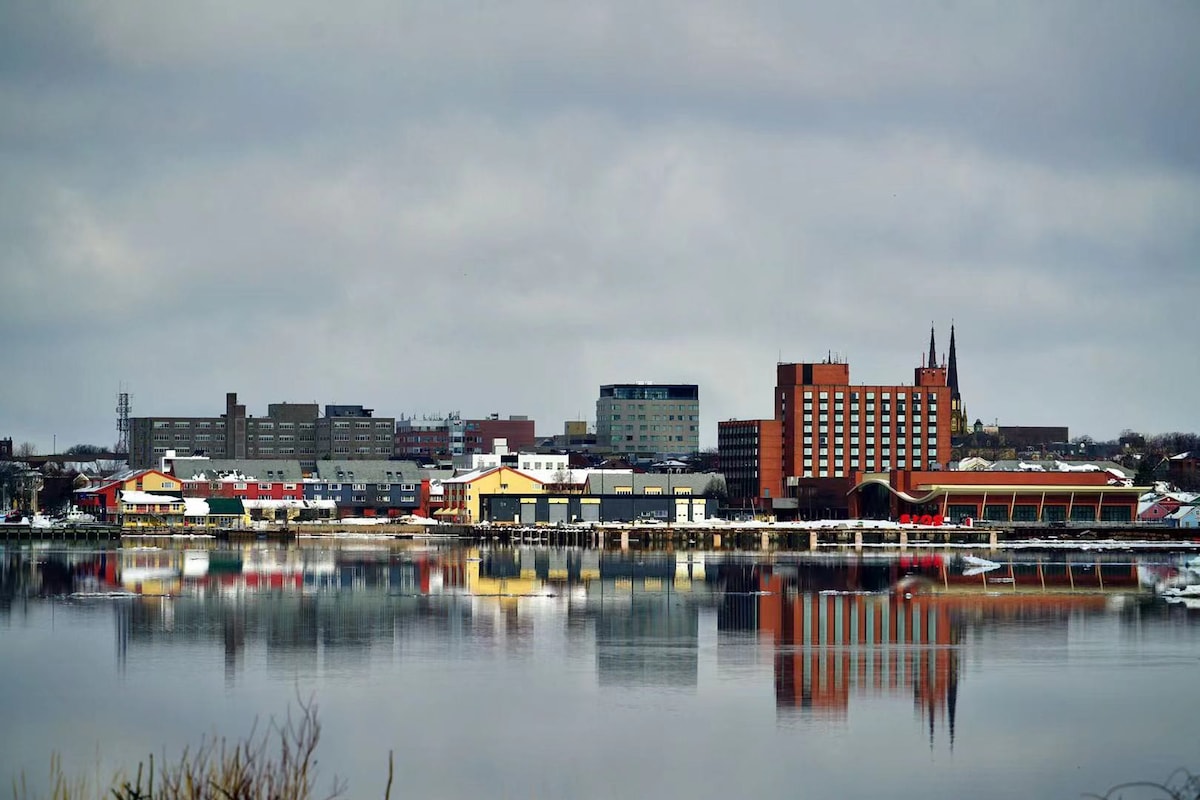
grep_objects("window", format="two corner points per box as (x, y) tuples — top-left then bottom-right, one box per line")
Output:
(1012, 505), (1038, 522)
(258, 483), (270, 491)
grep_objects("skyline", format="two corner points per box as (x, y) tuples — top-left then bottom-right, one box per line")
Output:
(2, 2), (1197, 452)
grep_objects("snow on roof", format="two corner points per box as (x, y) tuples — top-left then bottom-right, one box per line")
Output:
(241, 498), (336, 510)
(120, 490), (182, 504)
(184, 498), (210, 517)
(1053, 460), (1101, 472)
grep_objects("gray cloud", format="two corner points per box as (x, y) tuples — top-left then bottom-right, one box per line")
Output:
(1, 1), (1197, 451)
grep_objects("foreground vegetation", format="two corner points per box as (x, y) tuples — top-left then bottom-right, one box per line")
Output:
(1085, 769), (1200, 800)
(11, 701), (393, 800)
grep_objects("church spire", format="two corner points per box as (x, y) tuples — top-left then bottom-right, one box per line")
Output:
(948, 324), (960, 398)
(928, 324), (937, 370)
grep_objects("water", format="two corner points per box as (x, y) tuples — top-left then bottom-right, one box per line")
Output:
(2, 541), (1199, 799)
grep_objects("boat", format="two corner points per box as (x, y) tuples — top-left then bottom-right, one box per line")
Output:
(64, 508), (98, 524)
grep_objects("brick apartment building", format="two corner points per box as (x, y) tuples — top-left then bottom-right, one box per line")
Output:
(129, 392), (394, 470)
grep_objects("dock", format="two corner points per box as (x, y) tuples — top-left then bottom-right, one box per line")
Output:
(2, 521), (1196, 551)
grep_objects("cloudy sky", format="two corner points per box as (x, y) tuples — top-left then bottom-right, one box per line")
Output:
(2, 1), (1197, 453)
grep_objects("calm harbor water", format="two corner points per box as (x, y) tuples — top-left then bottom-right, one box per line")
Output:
(2, 540), (1199, 799)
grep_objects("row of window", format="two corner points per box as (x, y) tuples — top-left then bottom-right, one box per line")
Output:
(803, 390), (939, 401)
(944, 504), (1130, 523)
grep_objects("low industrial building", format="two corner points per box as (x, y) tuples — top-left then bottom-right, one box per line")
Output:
(847, 469), (1147, 524)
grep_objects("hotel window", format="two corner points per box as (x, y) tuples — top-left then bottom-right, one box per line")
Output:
(258, 483), (270, 490)
(235, 483), (247, 490)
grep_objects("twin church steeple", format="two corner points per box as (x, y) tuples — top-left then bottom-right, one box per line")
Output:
(925, 323), (967, 435)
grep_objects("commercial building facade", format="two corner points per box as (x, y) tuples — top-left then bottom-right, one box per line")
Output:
(595, 383), (699, 458)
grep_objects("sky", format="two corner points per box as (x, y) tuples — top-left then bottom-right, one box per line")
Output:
(2, 1), (1198, 453)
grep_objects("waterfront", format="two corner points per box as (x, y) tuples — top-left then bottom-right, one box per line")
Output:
(2, 542), (1199, 799)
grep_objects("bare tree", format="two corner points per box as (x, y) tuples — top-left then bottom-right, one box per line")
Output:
(14, 442), (36, 458)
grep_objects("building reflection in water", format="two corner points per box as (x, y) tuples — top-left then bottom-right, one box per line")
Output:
(4, 542), (1199, 745)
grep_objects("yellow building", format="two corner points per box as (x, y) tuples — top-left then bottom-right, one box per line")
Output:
(116, 468), (188, 528)
(120, 490), (186, 528)
(442, 466), (544, 524)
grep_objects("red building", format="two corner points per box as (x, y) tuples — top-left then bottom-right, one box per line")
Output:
(181, 478), (304, 501)
(847, 468), (1144, 523)
(465, 416), (537, 454)
(719, 328), (954, 519)
(395, 414), (536, 460)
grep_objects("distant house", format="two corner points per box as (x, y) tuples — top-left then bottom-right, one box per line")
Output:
(1169, 452), (1200, 489)
(1165, 505), (1200, 529)
(1139, 497), (1183, 523)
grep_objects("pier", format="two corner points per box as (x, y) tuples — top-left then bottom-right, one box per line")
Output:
(2, 520), (1196, 551)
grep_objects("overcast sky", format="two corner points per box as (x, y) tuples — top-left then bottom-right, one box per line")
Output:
(2, 1), (1197, 453)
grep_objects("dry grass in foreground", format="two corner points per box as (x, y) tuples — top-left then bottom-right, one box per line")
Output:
(11, 698), (394, 800)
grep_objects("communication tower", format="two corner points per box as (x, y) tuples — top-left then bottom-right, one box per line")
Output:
(116, 389), (131, 454)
